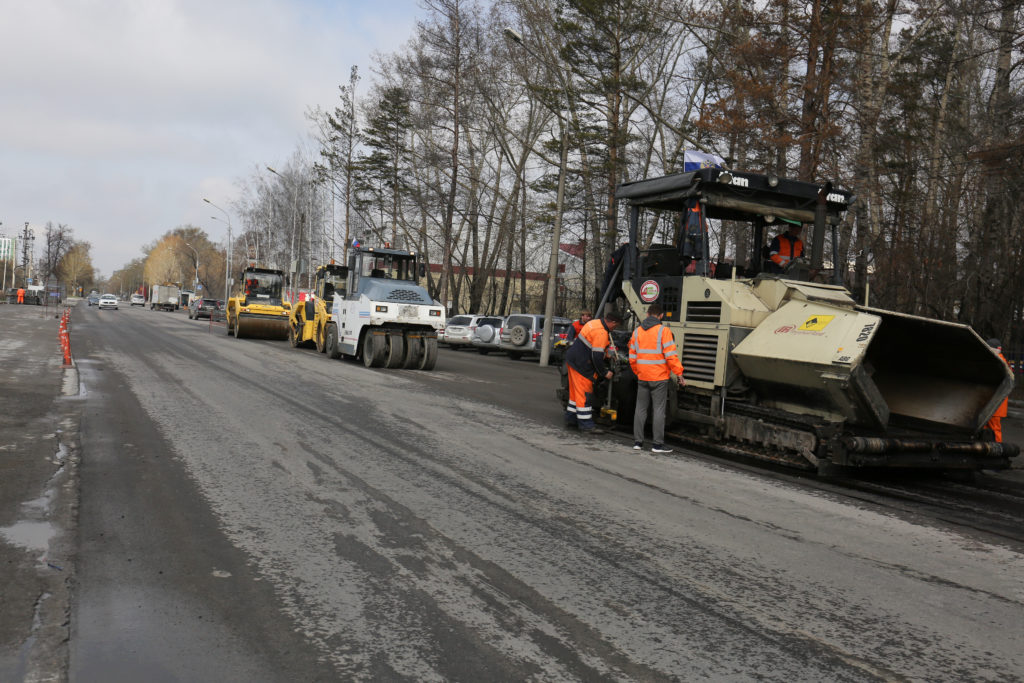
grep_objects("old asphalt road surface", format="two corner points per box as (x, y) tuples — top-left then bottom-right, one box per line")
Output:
(2, 300), (1024, 681)
(0, 302), (77, 682)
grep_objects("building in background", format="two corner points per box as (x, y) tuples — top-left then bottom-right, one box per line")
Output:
(0, 235), (16, 291)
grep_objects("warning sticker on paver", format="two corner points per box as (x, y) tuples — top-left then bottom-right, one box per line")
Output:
(799, 315), (834, 331)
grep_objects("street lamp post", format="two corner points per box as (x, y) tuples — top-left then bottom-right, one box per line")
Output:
(203, 198), (232, 303)
(504, 27), (572, 367)
(266, 166), (299, 303)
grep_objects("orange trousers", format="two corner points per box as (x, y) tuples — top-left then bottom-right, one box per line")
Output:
(985, 416), (1003, 443)
(566, 366), (597, 429)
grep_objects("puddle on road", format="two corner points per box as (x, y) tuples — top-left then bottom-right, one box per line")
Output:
(0, 520), (55, 553)
(62, 366), (80, 397)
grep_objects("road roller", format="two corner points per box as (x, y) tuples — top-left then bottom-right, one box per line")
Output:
(225, 266), (291, 340)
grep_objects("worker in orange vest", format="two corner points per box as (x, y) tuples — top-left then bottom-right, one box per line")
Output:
(564, 311), (623, 433)
(566, 309), (592, 344)
(767, 221), (804, 273)
(629, 303), (685, 453)
(17, 287), (25, 304)
(985, 338), (1010, 443)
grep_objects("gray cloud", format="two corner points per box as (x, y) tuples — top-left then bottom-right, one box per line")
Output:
(0, 0), (417, 276)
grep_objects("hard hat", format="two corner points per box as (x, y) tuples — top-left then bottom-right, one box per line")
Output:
(987, 338), (1001, 349)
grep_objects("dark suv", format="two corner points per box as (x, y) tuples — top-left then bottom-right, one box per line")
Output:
(188, 297), (225, 321)
(499, 314), (572, 360)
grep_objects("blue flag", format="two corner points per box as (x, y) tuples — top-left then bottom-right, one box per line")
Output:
(683, 150), (726, 173)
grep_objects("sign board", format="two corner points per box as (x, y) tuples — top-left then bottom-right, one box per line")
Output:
(639, 279), (660, 302)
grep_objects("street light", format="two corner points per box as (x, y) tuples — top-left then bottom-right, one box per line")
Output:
(203, 198), (232, 303)
(266, 166), (299, 303)
(504, 26), (572, 367)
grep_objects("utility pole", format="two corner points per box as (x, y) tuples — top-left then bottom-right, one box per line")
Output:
(21, 222), (34, 288)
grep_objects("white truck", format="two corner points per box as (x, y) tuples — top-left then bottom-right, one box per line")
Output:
(149, 284), (180, 312)
(324, 246), (445, 370)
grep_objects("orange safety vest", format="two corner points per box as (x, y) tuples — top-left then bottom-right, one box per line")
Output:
(629, 322), (684, 382)
(566, 318), (614, 377)
(994, 351), (1009, 419)
(985, 351), (1010, 443)
(770, 233), (804, 268)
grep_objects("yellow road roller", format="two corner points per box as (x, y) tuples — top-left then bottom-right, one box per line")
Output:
(226, 266), (291, 340)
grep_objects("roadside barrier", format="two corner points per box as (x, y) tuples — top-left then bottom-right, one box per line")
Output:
(58, 307), (72, 367)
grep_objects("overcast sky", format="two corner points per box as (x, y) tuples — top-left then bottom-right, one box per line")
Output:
(0, 0), (420, 277)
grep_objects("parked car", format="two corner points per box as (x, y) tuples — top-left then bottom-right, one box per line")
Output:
(443, 314), (495, 350)
(440, 315), (470, 348)
(499, 314), (572, 360)
(130, 293), (145, 306)
(98, 294), (119, 310)
(87, 292), (100, 306)
(470, 316), (506, 355)
(188, 297), (225, 321)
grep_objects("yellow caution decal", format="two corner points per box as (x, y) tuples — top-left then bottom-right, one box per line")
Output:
(799, 315), (834, 331)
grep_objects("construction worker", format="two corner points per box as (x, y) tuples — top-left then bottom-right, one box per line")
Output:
(767, 220), (804, 273)
(985, 338), (1010, 443)
(16, 287), (24, 304)
(566, 310), (593, 343)
(629, 303), (685, 453)
(564, 311), (623, 433)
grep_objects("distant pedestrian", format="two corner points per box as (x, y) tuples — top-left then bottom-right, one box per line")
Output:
(629, 303), (685, 453)
(985, 338), (1010, 443)
(16, 287), (24, 304)
(564, 311), (623, 433)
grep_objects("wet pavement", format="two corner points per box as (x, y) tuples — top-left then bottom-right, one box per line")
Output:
(0, 301), (79, 682)
(0, 298), (1021, 681)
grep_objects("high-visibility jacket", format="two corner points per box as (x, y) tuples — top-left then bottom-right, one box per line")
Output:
(566, 318), (614, 378)
(985, 351), (1010, 443)
(629, 320), (684, 382)
(769, 233), (804, 269)
(994, 351), (1009, 419)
